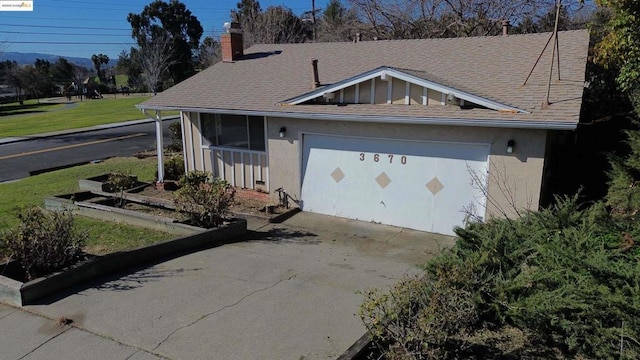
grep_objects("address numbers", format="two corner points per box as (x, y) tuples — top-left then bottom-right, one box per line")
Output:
(359, 153), (407, 164)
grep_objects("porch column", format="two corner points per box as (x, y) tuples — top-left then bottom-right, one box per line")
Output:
(155, 110), (165, 184)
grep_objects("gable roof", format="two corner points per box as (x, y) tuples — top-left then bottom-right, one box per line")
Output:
(280, 66), (527, 113)
(139, 30), (590, 130)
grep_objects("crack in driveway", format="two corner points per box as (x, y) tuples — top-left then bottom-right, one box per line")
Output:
(151, 272), (300, 352)
(17, 327), (70, 360)
(0, 309), (17, 321)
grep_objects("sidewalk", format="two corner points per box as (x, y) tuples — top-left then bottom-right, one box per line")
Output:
(0, 116), (179, 146)
(1, 213), (454, 360)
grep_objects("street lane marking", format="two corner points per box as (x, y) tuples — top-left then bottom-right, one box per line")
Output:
(0, 133), (147, 160)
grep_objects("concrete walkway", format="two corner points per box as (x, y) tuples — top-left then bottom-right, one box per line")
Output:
(0, 213), (454, 360)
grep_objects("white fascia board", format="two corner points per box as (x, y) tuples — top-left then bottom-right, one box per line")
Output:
(136, 104), (576, 130)
(280, 67), (387, 105)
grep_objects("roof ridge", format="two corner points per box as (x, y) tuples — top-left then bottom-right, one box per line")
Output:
(246, 29), (589, 51)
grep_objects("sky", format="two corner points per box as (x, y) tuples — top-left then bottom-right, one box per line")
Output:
(0, 0), (329, 60)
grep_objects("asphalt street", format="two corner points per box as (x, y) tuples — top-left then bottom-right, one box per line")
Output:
(0, 119), (178, 182)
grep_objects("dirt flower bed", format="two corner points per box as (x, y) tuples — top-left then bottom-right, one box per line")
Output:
(135, 185), (289, 219)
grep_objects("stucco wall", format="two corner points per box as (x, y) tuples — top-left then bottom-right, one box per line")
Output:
(267, 117), (547, 219)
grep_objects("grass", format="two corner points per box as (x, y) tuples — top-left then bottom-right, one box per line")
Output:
(0, 96), (163, 137)
(0, 156), (175, 257)
(0, 99), (66, 116)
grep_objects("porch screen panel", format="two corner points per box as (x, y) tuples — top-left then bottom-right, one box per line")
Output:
(218, 114), (248, 148)
(248, 116), (265, 151)
(201, 113), (216, 146)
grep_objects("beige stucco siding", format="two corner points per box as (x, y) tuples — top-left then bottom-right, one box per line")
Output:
(267, 117), (547, 219)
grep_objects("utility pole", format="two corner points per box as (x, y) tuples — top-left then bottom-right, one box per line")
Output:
(312, 0), (316, 41)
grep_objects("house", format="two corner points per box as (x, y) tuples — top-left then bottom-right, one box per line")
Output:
(138, 24), (589, 236)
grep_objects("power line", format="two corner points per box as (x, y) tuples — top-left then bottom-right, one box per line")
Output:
(0, 23), (131, 31)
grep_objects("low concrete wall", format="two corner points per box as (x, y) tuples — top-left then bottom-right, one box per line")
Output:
(0, 219), (247, 306)
(45, 193), (200, 236)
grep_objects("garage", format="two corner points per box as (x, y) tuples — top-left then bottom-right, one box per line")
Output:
(300, 134), (490, 235)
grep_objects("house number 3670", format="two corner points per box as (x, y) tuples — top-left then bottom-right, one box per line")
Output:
(359, 153), (407, 164)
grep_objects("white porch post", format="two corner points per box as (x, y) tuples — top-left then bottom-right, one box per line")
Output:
(155, 110), (165, 184)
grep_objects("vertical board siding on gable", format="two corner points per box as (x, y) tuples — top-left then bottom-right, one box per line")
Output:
(375, 78), (387, 104)
(427, 89), (441, 106)
(410, 83), (423, 105)
(343, 86), (355, 103)
(392, 78), (405, 104)
(359, 79), (371, 105)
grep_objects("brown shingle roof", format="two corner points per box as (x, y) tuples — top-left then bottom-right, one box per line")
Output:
(140, 30), (589, 128)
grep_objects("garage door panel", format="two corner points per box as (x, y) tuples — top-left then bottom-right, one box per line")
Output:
(301, 134), (488, 235)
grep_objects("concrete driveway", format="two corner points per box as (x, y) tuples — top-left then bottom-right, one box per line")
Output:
(1, 212), (454, 360)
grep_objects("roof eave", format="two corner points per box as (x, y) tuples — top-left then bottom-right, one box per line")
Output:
(136, 104), (577, 130)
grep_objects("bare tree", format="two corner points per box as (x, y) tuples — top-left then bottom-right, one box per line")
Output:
(348, 0), (560, 39)
(137, 35), (175, 95)
(197, 36), (220, 70)
(71, 65), (89, 101)
(5, 65), (25, 104)
(233, 3), (309, 47)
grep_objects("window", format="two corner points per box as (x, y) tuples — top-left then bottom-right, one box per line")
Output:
(200, 113), (266, 151)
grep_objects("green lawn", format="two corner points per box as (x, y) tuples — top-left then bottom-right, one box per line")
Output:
(0, 99), (66, 116)
(0, 96), (160, 137)
(0, 157), (174, 256)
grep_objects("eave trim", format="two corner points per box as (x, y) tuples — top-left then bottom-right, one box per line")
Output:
(136, 104), (575, 130)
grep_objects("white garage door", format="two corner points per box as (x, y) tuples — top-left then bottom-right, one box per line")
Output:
(300, 134), (489, 236)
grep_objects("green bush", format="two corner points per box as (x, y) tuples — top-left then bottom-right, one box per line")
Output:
(178, 169), (209, 188)
(174, 171), (235, 228)
(161, 155), (185, 181)
(1, 207), (86, 280)
(168, 121), (182, 152)
(107, 171), (137, 207)
(361, 196), (640, 359)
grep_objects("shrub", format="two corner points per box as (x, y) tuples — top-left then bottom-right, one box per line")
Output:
(162, 155), (185, 180)
(107, 171), (137, 207)
(174, 171), (235, 228)
(1, 207), (86, 280)
(361, 196), (640, 359)
(168, 121), (183, 152)
(178, 169), (209, 188)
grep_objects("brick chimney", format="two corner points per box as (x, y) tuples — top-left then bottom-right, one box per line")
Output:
(222, 22), (243, 62)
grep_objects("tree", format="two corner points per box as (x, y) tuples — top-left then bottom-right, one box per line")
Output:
(197, 36), (220, 70)
(5, 64), (25, 104)
(127, 0), (203, 86)
(116, 49), (143, 90)
(347, 0), (558, 39)
(90, 53), (109, 82)
(315, 0), (362, 42)
(232, 1), (309, 46)
(137, 34), (175, 95)
(51, 57), (74, 86)
(71, 65), (89, 101)
(595, 0), (640, 106)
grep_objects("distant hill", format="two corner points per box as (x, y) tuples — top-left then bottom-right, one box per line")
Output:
(0, 52), (93, 69)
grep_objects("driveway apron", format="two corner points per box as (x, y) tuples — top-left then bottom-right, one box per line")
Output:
(15, 212), (454, 360)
